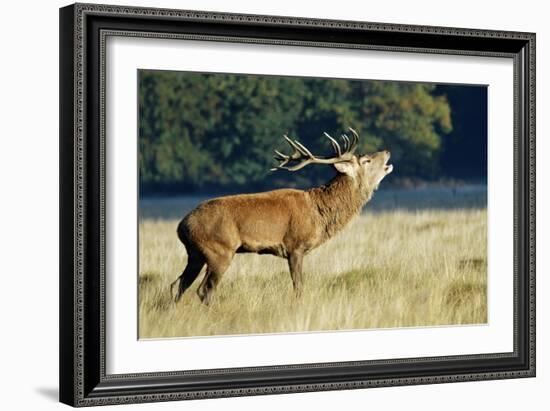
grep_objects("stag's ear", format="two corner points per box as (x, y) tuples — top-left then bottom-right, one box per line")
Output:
(359, 155), (371, 164)
(334, 161), (356, 176)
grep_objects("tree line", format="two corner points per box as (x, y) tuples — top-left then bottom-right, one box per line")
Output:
(139, 70), (486, 194)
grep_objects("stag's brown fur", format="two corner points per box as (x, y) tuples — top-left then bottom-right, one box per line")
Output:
(172, 147), (392, 305)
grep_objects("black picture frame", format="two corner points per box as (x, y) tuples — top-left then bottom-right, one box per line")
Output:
(59, 3), (536, 407)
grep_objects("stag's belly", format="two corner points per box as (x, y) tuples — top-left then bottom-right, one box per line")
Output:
(236, 242), (288, 258)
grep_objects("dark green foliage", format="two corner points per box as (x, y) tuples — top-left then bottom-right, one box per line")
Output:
(138, 70), (480, 193)
(436, 85), (488, 179)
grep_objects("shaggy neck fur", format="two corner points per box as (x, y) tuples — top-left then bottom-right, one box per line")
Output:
(308, 173), (375, 243)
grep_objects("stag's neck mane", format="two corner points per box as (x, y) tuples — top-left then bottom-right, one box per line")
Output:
(307, 173), (375, 242)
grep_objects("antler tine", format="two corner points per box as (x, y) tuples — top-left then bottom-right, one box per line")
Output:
(283, 134), (316, 158)
(283, 134), (301, 154)
(272, 134), (308, 171)
(273, 150), (291, 170)
(293, 140), (315, 158)
(323, 132), (342, 157)
(347, 127), (359, 153)
(341, 134), (350, 152)
(274, 149), (288, 160)
(271, 135), (295, 170)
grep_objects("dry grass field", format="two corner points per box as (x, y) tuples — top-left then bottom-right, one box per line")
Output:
(138, 208), (487, 339)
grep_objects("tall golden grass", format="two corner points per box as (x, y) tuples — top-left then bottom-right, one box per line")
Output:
(139, 209), (487, 339)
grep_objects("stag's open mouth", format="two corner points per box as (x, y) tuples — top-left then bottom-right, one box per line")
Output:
(383, 151), (393, 173)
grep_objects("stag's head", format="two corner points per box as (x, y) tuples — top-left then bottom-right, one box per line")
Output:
(272, 127), (393, 192)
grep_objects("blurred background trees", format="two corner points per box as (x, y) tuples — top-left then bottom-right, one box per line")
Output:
(138, 70), (487, 194)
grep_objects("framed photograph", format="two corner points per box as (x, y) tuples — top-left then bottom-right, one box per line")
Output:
(59, 3), (536, 407)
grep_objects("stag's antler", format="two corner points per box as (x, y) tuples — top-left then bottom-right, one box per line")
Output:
(271, 127), (359, 171)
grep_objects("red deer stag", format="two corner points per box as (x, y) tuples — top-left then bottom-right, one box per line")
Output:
(171, 128), (393, 305)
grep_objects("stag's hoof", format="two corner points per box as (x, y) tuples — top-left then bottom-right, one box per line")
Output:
(170, 282), (184, 304)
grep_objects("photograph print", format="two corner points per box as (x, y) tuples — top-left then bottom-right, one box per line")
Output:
(137, 69), (488, 339)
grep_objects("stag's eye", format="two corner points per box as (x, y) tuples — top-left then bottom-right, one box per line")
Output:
(361, 158), (371, 164)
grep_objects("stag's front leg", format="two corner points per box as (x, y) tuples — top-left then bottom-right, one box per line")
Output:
(288, 252), (304, 297)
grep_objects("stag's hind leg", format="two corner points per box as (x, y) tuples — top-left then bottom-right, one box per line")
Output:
(197, 250), (234, 306)
(172, 250), (206, 303)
